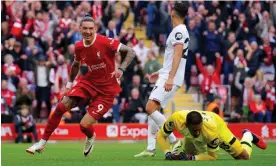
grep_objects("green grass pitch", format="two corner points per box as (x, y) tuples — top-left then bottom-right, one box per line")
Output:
(2, 142), (276, 166)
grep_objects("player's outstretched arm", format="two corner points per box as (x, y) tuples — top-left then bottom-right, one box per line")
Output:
(62, 59), (80, 97)
(69, 60), (80, 82)
(118, 44), (136, 71)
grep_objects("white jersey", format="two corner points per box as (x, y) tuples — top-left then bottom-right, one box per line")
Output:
(158, 24), (189, 86)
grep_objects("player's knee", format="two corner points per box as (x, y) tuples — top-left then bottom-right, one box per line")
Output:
(146, 100), (160, 115)
(61, 97), (73, 109)
(79, 122), (92, 129)
(79, 114), (96, 128)
(242, 153), (250, 160)
(62, 96), (78, 110)
(234, 151), (250, 160)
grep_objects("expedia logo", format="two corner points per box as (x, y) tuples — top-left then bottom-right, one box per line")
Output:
(107, 125), (118, 137)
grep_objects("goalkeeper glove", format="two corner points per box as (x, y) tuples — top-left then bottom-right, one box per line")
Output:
(165, 152), (196, 160)
(178, 152), (196, 160)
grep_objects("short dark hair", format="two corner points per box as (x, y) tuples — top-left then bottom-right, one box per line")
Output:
(173, 2), (188, 19)
(80, 14), (95, 25)
(186, 111), (203, 126)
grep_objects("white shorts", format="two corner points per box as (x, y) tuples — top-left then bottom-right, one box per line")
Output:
(149, 78), (180, 108)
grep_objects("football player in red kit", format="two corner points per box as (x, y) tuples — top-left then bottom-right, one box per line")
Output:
(26, 14), (136, 157)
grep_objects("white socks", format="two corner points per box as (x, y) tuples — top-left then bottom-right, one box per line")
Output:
(38, 139), (47, 146)
(146, 116), (158, 150)
(241, 131), (253, 143)
(149, 111), (166, 128)
(147, 110), (177, 150)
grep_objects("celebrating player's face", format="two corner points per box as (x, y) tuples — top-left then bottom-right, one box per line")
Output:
(187, 123), (203, 138)
(80, 21), (96, 42)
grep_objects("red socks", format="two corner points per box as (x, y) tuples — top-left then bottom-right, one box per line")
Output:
(80, 124), (94, 138)
(42, 102), (67, 140)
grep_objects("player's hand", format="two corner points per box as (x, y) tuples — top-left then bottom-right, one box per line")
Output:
(149, 72), (159, 83)
(165, 152), (193, 160)
(164, 77), (174, 92)
(165, 152), (174, 160)
(111, 68), (123, 79)
(60, 88), (70, 101)
(178, 152), (195, 160)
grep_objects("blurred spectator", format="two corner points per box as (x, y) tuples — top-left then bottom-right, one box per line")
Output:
(256, 11), (273, 38)
(34, 56), (52, 118)
(105, 20), (118, 38)
(10, 9), (23, 40)
(253, 70), (265, 95)
(41, 11), (59, 41)
(25, 37), (41, 61)
(203, 21), (224, 64)
(128, 75), (145, 99)
(247, 40), (260, 77)
(250, 94), (266, 122)
(111, 97), (120, 123)
(15, 78), (35, 109)
(133, 39), (149, 67)
(144, 50), (161, 83)
(196, 53), (222, 103)
(207, 95), (224, 118)
(188, 19), (201, 54)
(228, 41), (251, 79)
(235, 72), (255, 122)
(59, 11), (72, 33)
(67, 21), (82, 44)
(146, 1), (157, 40)
(64, 44), (75, 62)
(123, 88), (146, 123)
(229, 97), (242, 123)
(1, 21), (9, 42)
(223, 32), (236, 84)
(2, 54), (21, 76)
(134, 1), (148, 26)
(14, 105), (38, 143)
(92, 1), (102, 20)
(54, 55), (69, 92)
(264, 75), (275, 123)
(95, 18), (106, 35)
(120, 27), (137, 45)
(1, 79), (16, 114)
(235, 13), (250, 41)
(185, 19), (201, 90)
(260, 35), (274, 74)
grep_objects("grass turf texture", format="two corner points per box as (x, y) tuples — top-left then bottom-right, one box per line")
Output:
(2, 142), (276, 166)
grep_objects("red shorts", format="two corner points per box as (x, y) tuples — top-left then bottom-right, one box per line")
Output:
(66, 82), (116, 120)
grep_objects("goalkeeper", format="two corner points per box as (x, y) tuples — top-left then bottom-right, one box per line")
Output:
(157, 110), (267, 161)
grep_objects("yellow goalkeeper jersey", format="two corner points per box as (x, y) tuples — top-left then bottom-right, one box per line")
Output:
(160, 110), (228, 153)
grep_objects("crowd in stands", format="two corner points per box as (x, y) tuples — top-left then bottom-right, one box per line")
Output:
(1, 1), (276, 132)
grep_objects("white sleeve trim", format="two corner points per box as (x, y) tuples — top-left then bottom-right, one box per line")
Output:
(117, 43), (122, 53)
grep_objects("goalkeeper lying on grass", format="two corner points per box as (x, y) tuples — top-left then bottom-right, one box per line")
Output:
(157, 110), (267, 161)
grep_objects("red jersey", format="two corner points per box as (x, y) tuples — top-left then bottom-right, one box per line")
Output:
(1, 89), (15, 107)
(2, 63), (21, 75)
(74, 34), (122, 95)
